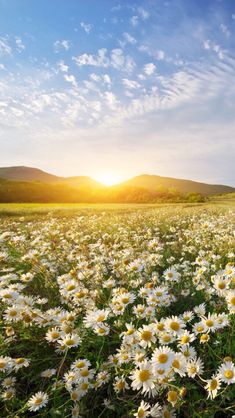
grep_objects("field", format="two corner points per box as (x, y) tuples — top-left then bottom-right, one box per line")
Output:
(0, 203), (234, 418)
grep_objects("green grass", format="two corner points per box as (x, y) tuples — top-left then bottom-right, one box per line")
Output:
(0, 200), (234, 218)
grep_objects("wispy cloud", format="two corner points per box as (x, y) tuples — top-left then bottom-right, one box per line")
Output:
(80, 22), (93, 34)
(53, 40), (71, 53)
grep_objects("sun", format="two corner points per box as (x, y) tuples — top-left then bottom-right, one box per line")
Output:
(94, 173), (123, 186)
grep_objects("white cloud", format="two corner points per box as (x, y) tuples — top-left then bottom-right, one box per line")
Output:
(232, 14), (235, 20)
(220, 23), (230, 38)
(90, 73), (101, 82)
(122, 78), (141, 89)
(58, 60), (69, 72)
(123, 32), (137, 45)
(15, 36), (25, 52)
(137, 7), (150, 20)
(0, 63), (5, 70)
(0, 37), (11, 56)
(73, 48), (109, 67)
(103, 74), (111, 84)
(54, 40), (71, 52)
(130, 15), (138, 26)
(80, 22), (93, 34)
(143, 63), (156, 76)
(73, 48), (135, 73)
(64, 74), (78, 88)
(156, 50), (165, 60)
(203, 39), (226, 59)
(104, 91), (118, 109)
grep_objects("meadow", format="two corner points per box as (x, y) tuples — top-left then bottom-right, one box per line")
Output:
(0, 202), (234, 417)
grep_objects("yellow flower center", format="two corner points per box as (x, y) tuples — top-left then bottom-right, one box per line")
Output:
(163, 335), (171, 342)
(15, 358), (25, 364)
(121, 297), (130, 304)
(9, 310), (17, 316)
(206, 320), (214, 327)
(230, 297), (235, 306)
(65, 338), (75, 346)
(170, 321), (180, 331)
(51, 331), (60, 339)
(35, 398), (43, 405)
(71, 392), (78, 400)
(156, 369), (165, 375)
(66, 284), (76, 291)
(167, 390), (178, 404)
(158, 353), (168, 364)
(0, 362), (6, 369)
(209, 379), (218, 390)
(172, 359), (180, 369)
(181, 335), (190, 344)
(218, 282), (225, 289)
(80, 369), (89, 377)
(81, 382), (88, 390)
(139, 369), (151, 382)
(196, 326), (204, 333)
(76, 361), (85, 368)
(141, 330), (152, 341)
(224, 370), (234, 379)
(138, 409), (145, 418)
(116, 381), (125, 390)
(126, 329), (134, 335)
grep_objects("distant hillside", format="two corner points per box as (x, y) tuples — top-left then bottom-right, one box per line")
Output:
(0, 166), (62, 183)
(0, 167), (234, 202)
(120, 174), (235, 196)
(0, 167), (103, 190)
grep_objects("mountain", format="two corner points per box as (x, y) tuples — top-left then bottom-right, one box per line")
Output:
(119, 174), (235, 196)
(0, 166), (103, 190)
(0, 166), (62, 183)
(0, 167), (234, 197)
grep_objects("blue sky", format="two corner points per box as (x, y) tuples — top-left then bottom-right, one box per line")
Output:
(0, 0), (235, 185)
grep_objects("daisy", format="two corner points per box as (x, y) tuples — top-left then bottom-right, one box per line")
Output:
(113, 376), (129, 393)
(151, 347), (175, 371)
(165, 316), (186, 335)
(177, 330), (195, 346)
(0, 356), (13, 373)
(171, 353), (187, 377)
(205, 375), (221, 399)
(130, 360), (155, 395)
(28, 391), (49, 412)
(167, 390), (179, 407)
(138, 324), (156, 348)
(226, 291), (235, 313)
(134, 401), (150, 418)
(187, 358), (204, 377)
(41, 368), (57, 378)
(149, 402), (162, 417)
(217, 361), (235, 385)
(45, 327), (62, 342)
(59, 333), (81, 348)
(1, 388), (16, 401)
(14, 357), (30, 371)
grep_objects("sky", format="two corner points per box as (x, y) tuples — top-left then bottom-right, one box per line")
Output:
(0, 0), (235, 185)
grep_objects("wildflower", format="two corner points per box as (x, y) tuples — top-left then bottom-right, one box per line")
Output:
(59, 333), (81, 348)
(206, 375), (221, 399)
(217, 361), (235, 384)
(134, 400), (150, 418)
(41, 368), (56, 378)
(130, 360), (155, 395)
(28, 391), (49, 412)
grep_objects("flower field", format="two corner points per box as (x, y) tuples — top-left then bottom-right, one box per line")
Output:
(0, 205), (234, 417)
